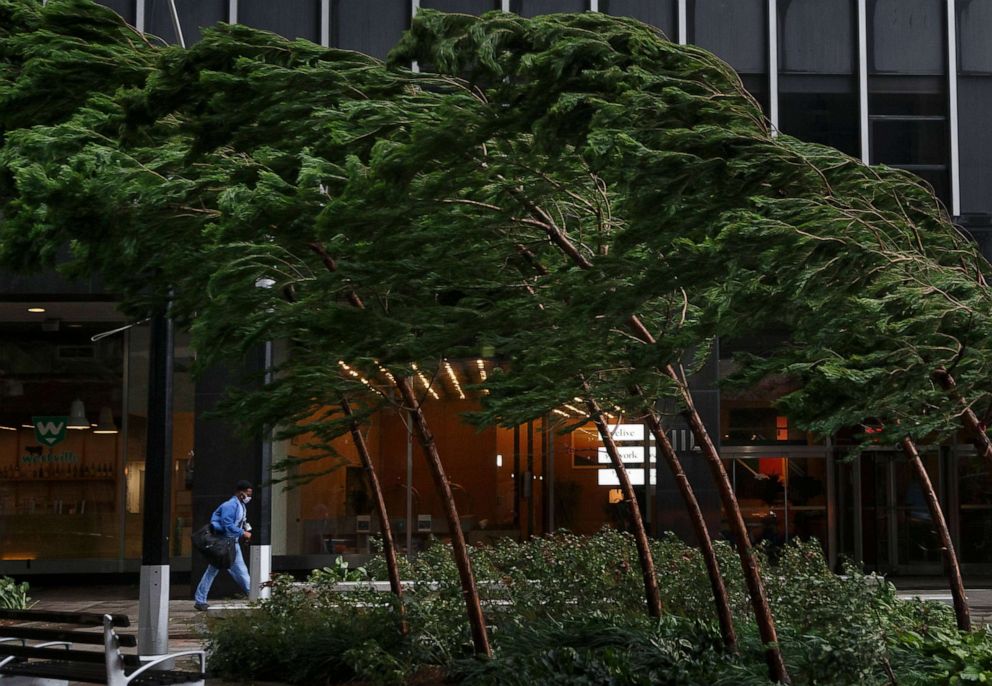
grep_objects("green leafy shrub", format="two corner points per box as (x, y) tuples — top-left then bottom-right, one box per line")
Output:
(0, 577), (29, 609)
(309, 556), (368, 584)
(207, 531), (983, 685)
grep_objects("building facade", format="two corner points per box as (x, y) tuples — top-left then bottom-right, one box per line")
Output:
(1, 0), (990, 579)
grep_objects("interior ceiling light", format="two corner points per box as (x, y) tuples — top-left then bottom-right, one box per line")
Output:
(27, 307), (46, 313)
(93, 406), (118, 434)
(67, 399), (90, 430)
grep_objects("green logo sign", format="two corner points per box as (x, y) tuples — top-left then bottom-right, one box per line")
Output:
(33, 416), (67, 446)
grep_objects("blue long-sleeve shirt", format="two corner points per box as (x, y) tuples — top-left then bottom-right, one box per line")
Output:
(211, 495), (247, 539)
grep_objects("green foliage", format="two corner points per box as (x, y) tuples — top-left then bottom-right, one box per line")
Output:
(309, 556), (368, 584)
(0, 576), (29, 609)
(205, 573), (411, 684)
(892, 626), (992, 685)
(206, 532), (990, 685)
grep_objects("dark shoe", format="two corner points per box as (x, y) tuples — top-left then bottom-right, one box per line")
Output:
(193, 602), (209, 611)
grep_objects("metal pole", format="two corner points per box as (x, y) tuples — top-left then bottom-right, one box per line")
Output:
(857, 0), (870, 164)
(250, 341), (273, 600)
(117, 330), (130, 572)
(643, 419), (651, 534)
(946, 0), (961, 216)
(166, 0), (186, 48)
(406, 412), (413, 559)
(138, 311), (174, 656)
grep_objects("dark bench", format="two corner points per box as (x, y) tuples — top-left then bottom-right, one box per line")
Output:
(0, 609), (204, 686)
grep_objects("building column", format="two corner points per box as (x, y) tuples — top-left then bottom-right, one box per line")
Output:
(138, 312), (173, 656)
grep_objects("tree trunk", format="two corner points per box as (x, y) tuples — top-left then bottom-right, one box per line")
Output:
(340, 397), (407, 635)
(899, 436), (971, 631)
(932, 367), (992, 464)
(666, 363), (789, 684)
(583, 390), (663, 618)
(307, 241), (491, 655)
(527, 218), (788, 683)
(396, 376), (492, 656)
(643, 408), (737, 651)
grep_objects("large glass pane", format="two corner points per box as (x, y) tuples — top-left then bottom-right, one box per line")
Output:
(835, 457), (857, 564)
(691, 0), (766, 74)
(894, 453), (942, 567)
(123, 326), (195, 559)
(779, 76), (860, 156)
(0, 311), (124, 562)
(239, 0), (322, 42)
(421, 0), (500, 13)
(860, 452), (889, 571)
(145, 0), (226, 45)
(958, 77), (992, 214)
(957, 0), (992, 74)
(871, 119), (948, 166)
(516, 0), (587, 16)
(779, 0), (854, 75)
(603, 0), (677, 39)
(332, 0), (409, 60)
(95, 0), (136, 25)
(786, 456), (827, 552)
(958, 3), (992, 216)
(868, 76), (949, 207)
(869, 0), (944, 75)
(733, 457), (787, 548)
(958, 450), (992, 564)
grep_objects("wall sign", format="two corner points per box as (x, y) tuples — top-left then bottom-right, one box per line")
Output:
(33, 416), (67, 446)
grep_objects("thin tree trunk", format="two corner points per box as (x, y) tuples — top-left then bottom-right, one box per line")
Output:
(340, 397), (407, 636)
(663, 361), (790, 684)
(396, 376), (492, 656)
(583, 389), (663, 618)
(642, 407), (738, 651)
(278, 253), (406, 624)
(932, 367), (992, 464)
(620, 317), (787, 683)
(308, 240), (491, 656)
(899, 436), (971, 631)
(522, 210), (787, 682)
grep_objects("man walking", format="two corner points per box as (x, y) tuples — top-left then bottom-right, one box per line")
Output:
(194, 480), (252, 611)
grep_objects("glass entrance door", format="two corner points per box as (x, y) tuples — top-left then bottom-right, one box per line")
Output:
(840, 449), (944, 574)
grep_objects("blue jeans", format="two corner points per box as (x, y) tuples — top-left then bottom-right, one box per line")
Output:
(195, 540), (250, 603)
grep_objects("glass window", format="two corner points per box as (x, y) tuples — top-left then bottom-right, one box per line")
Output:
(871, 119), (948, 166)
(0, 310), (125, 562)
(332, 0), (410, 60)
(868, 75), (949, 207)
(779, 0), (854, 75)
(421, 0), (500, 13)
(957, 0), (992, 74)
(515, 0), (588, 16)
(602, 0), (677, 39)
(238, 0), (322, 42)
(690, 0), (766, 74)
(779, 77), (860, 157)
(95, 0), (136, 25)
(123, 325), (196, 559)
(958, 449), (992, 564)
(145, 0), (226, 45)
(958, 78), (992, 214)
(869, 0), (944, 75)
(957, 2), (992, 215)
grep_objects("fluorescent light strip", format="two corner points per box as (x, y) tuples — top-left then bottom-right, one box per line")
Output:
(443, 360), (466, 400)
(338, 360), (385, 397)
(410, 363), (439, 400)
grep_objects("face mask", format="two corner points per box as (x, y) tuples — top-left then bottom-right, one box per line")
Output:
(241, 495), (252, 504)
